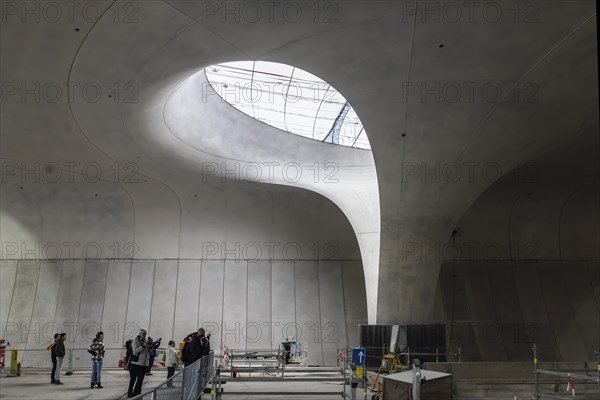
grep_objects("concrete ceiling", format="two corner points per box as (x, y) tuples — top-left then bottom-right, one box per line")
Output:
(1, 1), (598, 324)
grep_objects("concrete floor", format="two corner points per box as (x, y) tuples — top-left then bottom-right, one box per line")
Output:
(0, 368), (168, 400)
(2, 367), (599, 400)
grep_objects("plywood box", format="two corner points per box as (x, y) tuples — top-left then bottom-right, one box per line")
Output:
(383, 369), (452, 400)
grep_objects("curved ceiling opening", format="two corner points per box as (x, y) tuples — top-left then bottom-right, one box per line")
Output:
(204, 61), (371, 150)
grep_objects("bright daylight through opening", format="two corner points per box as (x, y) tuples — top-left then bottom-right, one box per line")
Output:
(205, 61), (371, 150)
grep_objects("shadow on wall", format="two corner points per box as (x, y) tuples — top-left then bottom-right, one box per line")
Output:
(433, 155), (600, 362)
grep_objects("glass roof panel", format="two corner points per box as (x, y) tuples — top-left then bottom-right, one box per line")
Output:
(204, 61), (371, 150)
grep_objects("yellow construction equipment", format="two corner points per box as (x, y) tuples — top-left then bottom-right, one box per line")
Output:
(370, 354), (404, 394)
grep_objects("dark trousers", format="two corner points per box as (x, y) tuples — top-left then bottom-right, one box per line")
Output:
(127, 364), (146, 397)
(50, 357), (57, 382)
(167, 367), (175, 387)
(146, 356), (155, 374)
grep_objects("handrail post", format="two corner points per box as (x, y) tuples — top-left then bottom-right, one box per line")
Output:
(343, 348), (347, 397)
(596, 348), (599, 393)
(533, 343), (539, 399)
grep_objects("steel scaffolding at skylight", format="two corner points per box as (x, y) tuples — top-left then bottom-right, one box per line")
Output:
(204, 61), (371, 150)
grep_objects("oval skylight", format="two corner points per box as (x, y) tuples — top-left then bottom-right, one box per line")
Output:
(204, 61), (371, 150)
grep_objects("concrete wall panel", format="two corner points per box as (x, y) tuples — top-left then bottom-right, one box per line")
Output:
(537, 261), (588, 361)
(512, 261), (561, 361)
(0, 260), (18, 338)
(589, 261), (600, 312)
(247, 260), (271, 350)
(173, 260), (201, 341)
(1, 257), (366, 366)
(101, 260), (132, 366)
(199, 260), (224, 351)
(26, 261), (62, 352)
(6, 261), (41, 347)
(319, 261), (347, 366)
(563, 261), (600, 359)
(125, 260), (155, 340)
(73, 260), (108, 368)
(487, 262), (523, 361)
(149, 260), (178, 343)
(295, 261), (323, 365)
(271, 260), (296, 348)
(222, 261), (247, 351)
(54, 260), (85, 347)
(439, 262), (480, 361)
(342, 260), (367, 348)
(463, 263), (502, 361)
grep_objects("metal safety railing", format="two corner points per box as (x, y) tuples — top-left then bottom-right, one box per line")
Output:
(360, 345), (461, 368)
(213, 348), (351, 398)
(532, 344), (600, 400)
(130, 351), (215, 400)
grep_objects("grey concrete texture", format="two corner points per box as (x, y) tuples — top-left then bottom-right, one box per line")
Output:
(1, 0), (598, 364)
(0, 259), (367, 367)
(436, 260), (600, 362)
(432, 134), (600, 362)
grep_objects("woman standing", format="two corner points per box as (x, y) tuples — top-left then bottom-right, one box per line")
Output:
(165, 340), (179, 387)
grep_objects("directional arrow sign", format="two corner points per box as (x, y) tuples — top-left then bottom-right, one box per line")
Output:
(352, 347), (366, 366)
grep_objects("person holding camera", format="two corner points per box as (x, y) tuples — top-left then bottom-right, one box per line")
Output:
(145, 336), (161, 376)
(189, 328), (211, 364)
(127, 329), (150, 398)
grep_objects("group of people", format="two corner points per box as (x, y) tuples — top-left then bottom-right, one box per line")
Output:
(181, 328), (212, 367)
(47, 326), (211, 398)
(49, 331), (104, 388)
(123, 328), (210, 398)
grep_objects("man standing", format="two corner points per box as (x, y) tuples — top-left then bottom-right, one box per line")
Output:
(53, 333), (66, 384)
(50, 333), (59, 384)
(189, 328), (211, 364)
(89, 332), (105, 389)
(128, 329), (150, 398)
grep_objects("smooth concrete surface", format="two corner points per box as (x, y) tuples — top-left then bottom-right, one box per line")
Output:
(148, 260), (178, 344)
(1, 0), (598, 367)
(434, 143), (600, 362)
(246, 260), (271, 351)
(294, 261), (324, 366)
(318, 261), (347, 366)
(0, 369), (170, 400)
(101, 260), (132, 365)
(436, 261), (600, 362)
(173, 260), (201, 338)
(1, 259), (366, 367)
